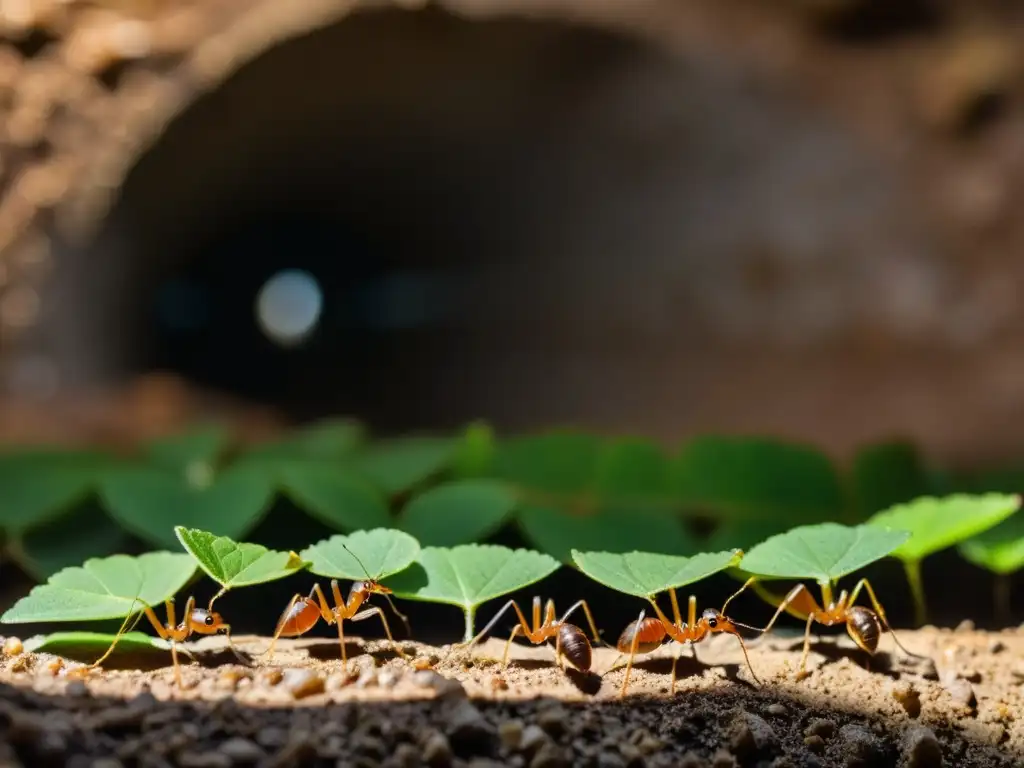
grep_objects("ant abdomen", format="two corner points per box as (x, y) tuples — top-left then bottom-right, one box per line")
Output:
(278, 598), (320, 637)
(557, 623), (593, 671)
(846, 606), (881, 654)
(616, 617), (666, 655)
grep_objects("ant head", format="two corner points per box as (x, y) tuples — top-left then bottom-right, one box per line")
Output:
(191, 608), (227, 634)
(701, 608), (738, 635)
(361, 579), (393, 596)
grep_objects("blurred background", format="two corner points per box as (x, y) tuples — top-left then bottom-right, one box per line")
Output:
(1, 0), (1024, 641)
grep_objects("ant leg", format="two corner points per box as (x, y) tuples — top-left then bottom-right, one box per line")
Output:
(670, 642), (683, 694)
(265, 593), (302, 660)
(722, 577), (757, 614)
(849, 578), (923, 659)
(350, 606), (409, 660)
(90, 600), (150, 668)
(753, 583), (819, 636)
(558, 600), (604, 645)
(797, 613), (816, 679)
(466, 600), (532, 649)
(619, 609), (646, 699)
(502, 625), (526, 671)
(218, 624), (248, 663)
(733, 634), (761, 685)
(337, 618), (348, 669)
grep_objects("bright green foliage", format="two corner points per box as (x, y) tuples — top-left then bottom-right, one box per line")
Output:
(0, 449), (113, 533)
(594, 439), (670, 501)
(146, 425), (230, 471)
(492, 432), (601, 494)
(13, 505), (129, 580)
(278, 463), (391, 531)
(739, 523), (910, 585)
(24, 631), (172, 659)
(175, 527), (308, 594)
(1, 552), (197, 623)
(245, 418), (364, 461)
(352, 437), (456, 495)
(671, 437), (844, 521)
(398, 480), (517, 547)
(301, 528), (419, 580)
(451, 421), (497, 478)
(868, 494), (1020, 562)
(571, 548), (741, 597)
(517, 504), (697, 563)
(100, 462), (275, 549)
(386, 544), (560, 641)
(849, 441), (931, 520)
(960, 513), (1024, 574)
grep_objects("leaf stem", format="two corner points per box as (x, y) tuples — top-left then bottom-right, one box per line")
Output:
(463, 605), (476, 643)
(902, 559), (927, 627)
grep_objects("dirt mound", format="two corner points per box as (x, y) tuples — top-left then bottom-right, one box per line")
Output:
(0, 625), (1020, 766)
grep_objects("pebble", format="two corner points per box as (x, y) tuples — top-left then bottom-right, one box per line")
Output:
(65, 680), (90, 699)
(423, 731), (453, 767)
(941, 677), (977, 711)
(987, 639), (1005, 654)
(2, 637), (23, 656)
(711, 749), (737, 768)
(890, 680), (922, 718)
(597, 753), (627, 768)
(837, 724), (884, 765)
(356, 668), (378, 688)
(412, 669), (466, 698)
(530, 743), (570, 768)
(446, 701), (496, 753)
(377, 669), (400, 688)
(179, 753), (231, 768)
(803, 735), (825, 752)
(520, 724), (551, 756)
(954, 619), (975, 632)
(499, 719), (524, 750)
(537, 705), (567, 737)
(217, 737), (264, 764)
(902, 725), (943, 768)
(678, 752), (708, 768)
(804, 719), (836, 740)
(960, 668), (982, 683)
(729, 712), (778, 759)
(281, 668), (325, 699)
(766, 703), (788, 717)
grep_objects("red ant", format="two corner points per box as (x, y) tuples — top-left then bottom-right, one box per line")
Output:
(750, 576), (919, 679)
(265, 547), (411, 669)
(614, 580), (760, 697)
(465, 597), (604, 673)
(91, 595), (239, 687)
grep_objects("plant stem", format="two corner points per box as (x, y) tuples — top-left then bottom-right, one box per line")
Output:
(903, 559), (927, 627)
(994, 574), (1011, 626)
(463, 606), (476, 643)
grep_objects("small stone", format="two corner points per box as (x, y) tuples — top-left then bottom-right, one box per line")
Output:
(987, 639), (1006, 654)
(804, 735), (825, 752)
(281, 668), (325, 699)
(891, 680), (922, 718)
(804, 719), (836, 740)
(3, 637), (23, 656)
(530, 744), (570, 768)
(377, 669), (400, 688)
(942, 677), (977, 711)
(447, 701), (496, 752)
(597, 753), (627, 768)
(65, 680), (90, 698)
(903, 726), (943, 768)
(413, 669), (466, 698)
(491, 675), (509, 691)
(960, 669), (982, 683)
(356, 668), (378, 688)
(393, 743), (421, 768)
(520, 725), (551, 756)
(217, 737), (264, 764)
(538, 706), (567, 737)
(766, 703), (788, 717)
(499, 720), (524, 750)
(729, 712), (778, 759)
(178, 753), (231, 768)
(217, 668), (251, 691)
(955, 619), (975, 632)
(423, 731), (453, 767)
(678, 752), (708, 768)
(711, 749), (737, 768)
(838, 724), (884, 764)
(260, 668), (283, 686)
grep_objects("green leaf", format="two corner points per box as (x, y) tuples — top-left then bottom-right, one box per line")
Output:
(174, 527), (309, 592)
(100, 461), (275, 549)
(12, 504), (131, 580)
(398, 480), (517, 546)
(246, 419), (364, 461)
(850, 441), (931, 520)
(352, 437), (455, 495)
(451, 421), (497, 478)
(23, 631), (172, 660)
(868, 493), (1021, 562)
(492, 432), (601, 494)
(301, 529), (420, 580)
(0, 449), (112, 533)
(595, 439), (670, 500)
(960, 513), (1024, 575)
(571, 549), (742, 597)
(671, 437), (844, 521)
(146, 425), (230, 471)
(279, 462), (391, 531)
(738, 523), (911, 585)
(386, 544), (560, 640)
(517, 504), (697, 563)
(1, 552), (197, 623)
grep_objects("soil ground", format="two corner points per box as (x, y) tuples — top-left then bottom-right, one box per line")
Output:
(0, 625), (1021, 767)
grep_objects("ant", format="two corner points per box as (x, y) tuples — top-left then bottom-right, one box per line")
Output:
(265, 547), (411, 669)
(91, 595), (238, 687)
(464, 597), (604, 673)
(749, 576), (919, 679)
(614, 580), (761, 697)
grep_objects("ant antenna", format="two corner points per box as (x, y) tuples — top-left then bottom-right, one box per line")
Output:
(341, 543), (412, 636)
(91, 596), (147, 668)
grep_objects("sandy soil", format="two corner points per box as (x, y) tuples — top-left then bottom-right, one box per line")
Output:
(0, 624), (1021, 767)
